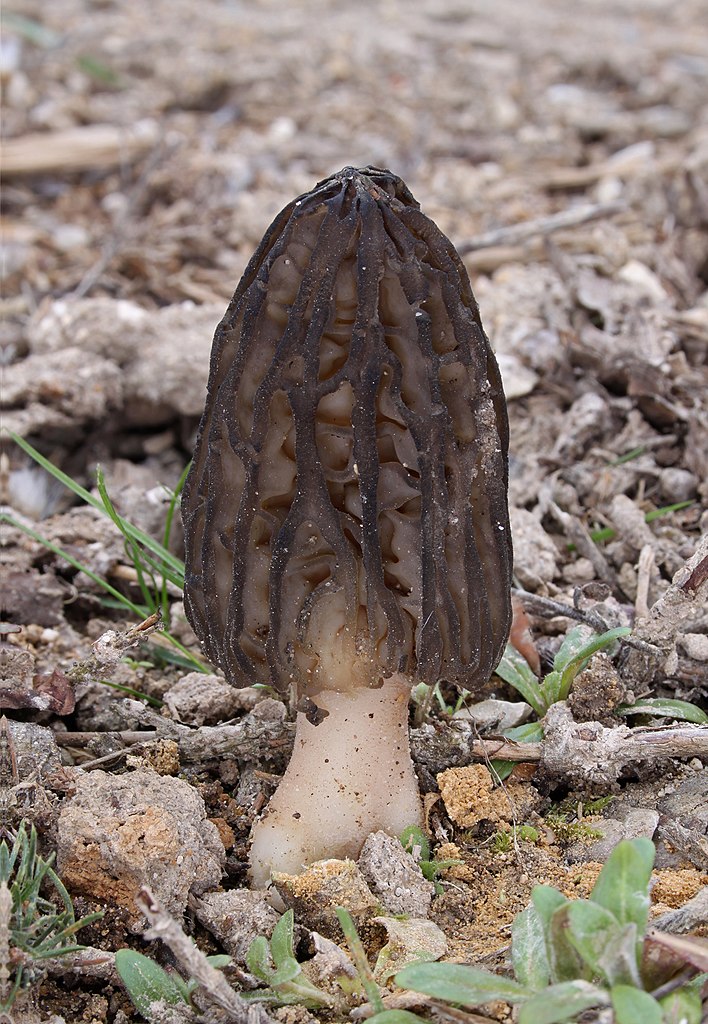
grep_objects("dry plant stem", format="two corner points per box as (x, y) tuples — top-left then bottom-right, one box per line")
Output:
(635, 544), (655, 620)
(41, 948), (115, 980)
(634, 534), (708, 650)
(544, 500), (615, 584)
(135, 887), (277, 1024)
(541, 702), (708, 786)
(456, 200), (625, 253)
(511, 588), (661, 658)
(81, 697), (295, 763)
(2, 123), (159, 176)
(67, 614), (162, 685)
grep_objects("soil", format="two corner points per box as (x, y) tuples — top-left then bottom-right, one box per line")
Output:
(1, 0), (707, 1022)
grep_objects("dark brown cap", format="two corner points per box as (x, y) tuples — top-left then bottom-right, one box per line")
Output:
(182, 167), (512, 698)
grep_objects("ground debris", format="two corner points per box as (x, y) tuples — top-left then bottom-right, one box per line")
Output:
(192, 889), (281, 967)
(2, 0), (707, 1016)
(357, 832), (434, 917)
(56, 769), (224, 919)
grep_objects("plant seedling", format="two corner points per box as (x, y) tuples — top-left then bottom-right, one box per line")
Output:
(5, 433), (207, 674)
(395, 839), (707, 1024)
(0, 824), (102, 1013)
(494, 624), (631, 719)
(115, 948), (231, 1020)
(243, 910), (336, 1008)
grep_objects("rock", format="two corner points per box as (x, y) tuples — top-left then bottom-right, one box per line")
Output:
(5, 720), (62, 780)
(164, 672), (244, 726)
(2, 569), (68, 627)
(659, 467), (698, 503)
(509, 507), (559, 588)
(271, 860), (378, 939)
(193, 889), (280, 965)
(678, 633), (708, 661)
(26, 297), (221, 424)
(552, 391), (611, 462)
(3, 348), (123, 436)
(372, 916), (447, 983)
(357, 832), (434, 917)
(304, 932), (358, 990)
(659, 771), (708, 835)
(57, 769), (224, 919)
(496, 352), (538, 399)
(453, 699), (532, 733)
(566, 808), (660, 863)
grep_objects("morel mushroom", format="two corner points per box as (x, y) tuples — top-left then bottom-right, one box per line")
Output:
(182, 167), (512, 886)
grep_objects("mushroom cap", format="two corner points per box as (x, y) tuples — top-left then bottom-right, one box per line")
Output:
(182, 167), (512, 699)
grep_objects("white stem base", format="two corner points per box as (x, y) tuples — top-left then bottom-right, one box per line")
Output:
(249, 674), (423, 887)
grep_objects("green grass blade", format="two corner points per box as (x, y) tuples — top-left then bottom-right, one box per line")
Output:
(1, 513), (147, 618)
(10, 433), (185, 577)
(336, 907), (384, 1014)
(493, 643), (546, 717)
(616, 699), (707, 724)
(96, 467), (159, 613)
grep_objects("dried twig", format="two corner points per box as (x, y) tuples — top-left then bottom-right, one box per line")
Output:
(457, 200), (625, 254)
(635, 534), (708, 644)
(544, 500), (616, 586)
(57, 695), (706, 786)
(633, 534), (708, 674)
(412, 704), (707, 783)
(135, 886), (277, 1024)
(41, 947), (115, 980)
(54, 697), (294, 766)
(541, 702), (708, 785)
(68, 615), (162, 685)
(2, 122), (160, 176)
(510, 589), (659, 656)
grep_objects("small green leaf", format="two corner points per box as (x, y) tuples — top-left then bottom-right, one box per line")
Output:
(610, 985), (662, 1024)
(505, 720), (546, 743)
(205, 954), (231, 969)
(616, 699), (708, 724)
(659, 987), (703, 1024)
(531, 886), (568, 934)
(511, 905), (549, 990)
(395, 961), (533, 1006)
(564, 900), (621, 977)
(590, 838), (654, 935)
(494, 644), (546, 717)
(595, 923), (642, 989)
(400, 825), (431, 861)
(518, 980), (608, 1024)
(548, 906), (592, 984)
(336, 907), (384, 1014)
(270, 910), (296, 964)
(553, 626), (631, 701)
(268, 956), (302, 987)
(115, 950), (186, 1017)
(246, 935), (273, 981)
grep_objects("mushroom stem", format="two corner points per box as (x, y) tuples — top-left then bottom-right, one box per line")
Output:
(248, 673), (422, 887)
